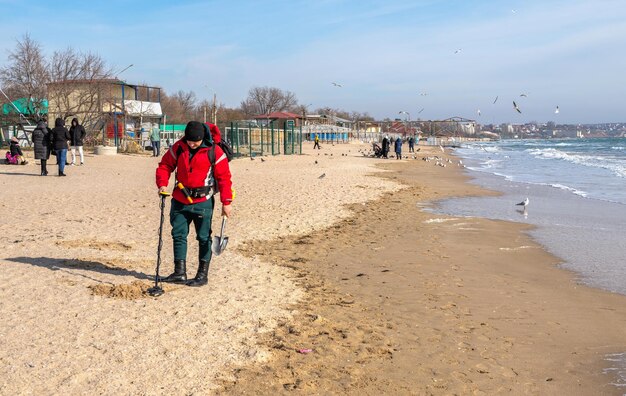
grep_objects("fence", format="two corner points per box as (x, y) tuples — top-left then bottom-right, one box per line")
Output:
(223, 121), (302, 156)
(302, 125), (350, 143)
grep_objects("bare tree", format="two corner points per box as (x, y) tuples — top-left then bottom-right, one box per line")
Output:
(0, 33), (49, 116)
(173, 90), (196, 120)
(46, 47), (114, 131)
(161, 90), (197, 123)
(240, 86), (298, 117)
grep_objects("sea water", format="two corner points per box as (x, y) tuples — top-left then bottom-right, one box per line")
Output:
(427, 137), (626, 389)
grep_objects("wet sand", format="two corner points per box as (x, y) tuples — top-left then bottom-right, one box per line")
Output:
(1, 143), (625, 394)
(218, 147), (626, 395)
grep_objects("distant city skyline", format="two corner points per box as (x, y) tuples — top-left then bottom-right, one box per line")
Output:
(1, 0), (625, 124)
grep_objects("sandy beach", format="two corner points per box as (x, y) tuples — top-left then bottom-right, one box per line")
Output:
(1, 142), (625, 395)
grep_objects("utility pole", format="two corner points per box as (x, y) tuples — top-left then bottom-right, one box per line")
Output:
(212, 93), (217, 124)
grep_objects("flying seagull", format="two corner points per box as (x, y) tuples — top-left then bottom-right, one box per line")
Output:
(418, 108), (424, 114)
(419, 92), (428, 96)
(477, 109), (481, 116)
(520, 93), (528, 97)
(493, 95), (499, 104)
(454, 48), (462, 54)
(513, 101), (522, 113)
(331, 82), (342, 87)
(516, 197), (529, 207)
(555, 106), (560, 114)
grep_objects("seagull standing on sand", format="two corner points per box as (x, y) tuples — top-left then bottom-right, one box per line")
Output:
(516, 197), (529, 208)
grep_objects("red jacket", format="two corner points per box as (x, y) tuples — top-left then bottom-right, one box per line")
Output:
(156, 139), (233, 205)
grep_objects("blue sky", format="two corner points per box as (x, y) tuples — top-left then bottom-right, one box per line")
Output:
(1, 0), (625, 123)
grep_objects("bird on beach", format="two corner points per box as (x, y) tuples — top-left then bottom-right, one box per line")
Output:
(439, 145), (445, 153)
(260, 158), (265, 162)
(331, 82), (342, 87)
(516, 197), (529, 207)
(318, 173), (326, 179)
(513, 101), (522, 113)
(314, 160), (318, 164)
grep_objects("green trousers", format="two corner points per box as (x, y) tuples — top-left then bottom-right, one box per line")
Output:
(170, 197), (214, 262)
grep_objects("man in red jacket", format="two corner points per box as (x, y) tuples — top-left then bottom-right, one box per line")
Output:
(155, 121), (233, 287)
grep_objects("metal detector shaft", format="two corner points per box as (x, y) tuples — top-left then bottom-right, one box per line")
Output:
(149, 192), (170, 296)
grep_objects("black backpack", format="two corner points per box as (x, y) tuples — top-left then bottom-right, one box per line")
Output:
(216, 140), (234, 162)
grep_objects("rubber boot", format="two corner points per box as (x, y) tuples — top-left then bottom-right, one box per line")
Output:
(158, 259), (187, 283)
(186, 260), (209, 287)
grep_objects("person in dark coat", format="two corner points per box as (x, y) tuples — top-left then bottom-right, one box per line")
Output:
(69, 117), (86, 166)
(51, 117), (71, 176)
(408, 136), (415, 153)
(381, 135), (390, 159)
(32, 120), (52, 175)
(394, 137), (402, 160)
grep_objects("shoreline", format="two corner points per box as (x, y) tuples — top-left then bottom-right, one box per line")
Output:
(1, 143), (624, 394)
(218, 147), (626, 394)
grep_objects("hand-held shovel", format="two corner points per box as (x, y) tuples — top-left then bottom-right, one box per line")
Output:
(212, 216), (229, 256)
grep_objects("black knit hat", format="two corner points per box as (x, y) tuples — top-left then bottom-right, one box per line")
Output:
(184, 121), (205, 141)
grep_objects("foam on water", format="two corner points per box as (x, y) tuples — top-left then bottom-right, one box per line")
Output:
(527, 147), (626, 178)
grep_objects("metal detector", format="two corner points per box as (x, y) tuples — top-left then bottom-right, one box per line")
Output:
(148, 191), (170, 297)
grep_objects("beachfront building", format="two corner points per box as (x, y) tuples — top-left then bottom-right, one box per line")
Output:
(253, 111), (303, 128)
(47, 79), (162, 146)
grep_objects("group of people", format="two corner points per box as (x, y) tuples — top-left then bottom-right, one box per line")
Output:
(30, 117), (86, 176)
(380, 135), (417, 159)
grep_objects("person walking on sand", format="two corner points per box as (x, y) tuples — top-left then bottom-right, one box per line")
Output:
(394, 136), (402, 160)
(51, 117), (71, 176)
(408, 136), (415, 153)
(32, 120), (52, 175)
(69, 118), (86, 166)
(313, 134), (321, 149)
(156, 121), (233, 287)
(150, 124), (161, 157)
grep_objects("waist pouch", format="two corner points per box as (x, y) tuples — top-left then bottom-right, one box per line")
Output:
(188, 186), (213, 199)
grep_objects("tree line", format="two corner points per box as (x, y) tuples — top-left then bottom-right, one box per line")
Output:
(0, 34), (374, 131)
